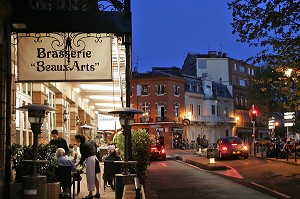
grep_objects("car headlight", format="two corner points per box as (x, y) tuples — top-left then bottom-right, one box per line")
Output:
(242, 145), (248, 150)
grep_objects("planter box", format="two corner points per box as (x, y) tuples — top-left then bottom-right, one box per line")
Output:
(10, 182), (22, 199)
(47, 182), (60, 199)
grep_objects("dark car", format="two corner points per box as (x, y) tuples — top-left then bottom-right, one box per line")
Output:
(150, 145), (166, 161)
(216, 136), (248, 160)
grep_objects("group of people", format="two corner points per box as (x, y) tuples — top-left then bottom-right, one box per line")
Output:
(50, 129), (102, 199)
(196, 134), (209, 149)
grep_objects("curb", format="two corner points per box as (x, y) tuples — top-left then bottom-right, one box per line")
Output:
(174, 155), (229, 171)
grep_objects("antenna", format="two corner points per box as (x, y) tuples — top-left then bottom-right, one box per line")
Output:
(134, 54), (139, 73)
(219, 43), (223, 52)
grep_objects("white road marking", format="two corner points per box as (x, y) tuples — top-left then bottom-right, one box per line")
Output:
(251, 182), (291, 198)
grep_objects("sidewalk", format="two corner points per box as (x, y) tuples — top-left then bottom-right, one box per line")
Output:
(168, 148), (300, 169)
(74, 162), (115, 199)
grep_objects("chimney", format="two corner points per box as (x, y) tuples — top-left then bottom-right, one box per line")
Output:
(218, 51), (222, 57)
(208, 51), (217, 58)
(222, 53), (227, 57)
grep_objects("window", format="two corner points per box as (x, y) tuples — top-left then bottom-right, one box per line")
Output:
(174, 85), (180, 96)
(141, 102), (150, 113)
(240, 79), (246, 87)
(235, 96), (239, 105)
(156, 84), (165, 95)
(248, 67), (251, 75)
(239, 65), (245, 73)
(157, 102), (165, 121)
(189, 104), (194, 115)
(234, 63), (237, 70)
(212, 105), (216, 115)
(174, 102), (180, 117)
(141, 85), (149, 95)
(224, 107), (228, 117)
(217, 106), (220, 116)
(197, 59), (207, 69)
(197, 105), (201, 116)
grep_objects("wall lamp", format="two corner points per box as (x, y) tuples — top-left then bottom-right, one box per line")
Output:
(63, 110), (69, 122)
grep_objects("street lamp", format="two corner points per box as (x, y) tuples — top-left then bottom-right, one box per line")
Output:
(17, 104), (56, 176)
(108, 107), (143, 164)
(108, 107), (143, 199)
(17, 103), (56, 199)
(80, 122), (92, 138)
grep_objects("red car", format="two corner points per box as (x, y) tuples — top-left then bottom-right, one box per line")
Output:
(150, 145), (167, 161)
(216, 136), (248, 160)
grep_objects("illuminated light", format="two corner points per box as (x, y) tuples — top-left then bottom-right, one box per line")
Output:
(83, 99), (89, 103)
(242, 145), (248, 150)
(209, 158), (215, 164)
(236, 116), (240, 122)
(161, 149), (166, 154)
(80, 84), (121, 91)
(285, 68), (293, 77)
(74, 87), (80, 93)
(151, 147), (157, 150)
(222, 146), (228, 151)
(89, 95), (121, 100)
(95, 103), (123, 108)
(90, 106), (95, 109)
(231, 143), (237, 146)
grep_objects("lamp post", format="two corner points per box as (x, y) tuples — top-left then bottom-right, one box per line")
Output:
(80, 123), (92, 138)
(108, 107), (143, 199)
(109, 107), (143, 165)
(17, 104), (56, 198)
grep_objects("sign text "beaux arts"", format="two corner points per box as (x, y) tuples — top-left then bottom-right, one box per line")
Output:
(32, 48), (99, 72)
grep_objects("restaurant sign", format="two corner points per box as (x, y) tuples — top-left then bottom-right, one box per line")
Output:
(16, 33), (112, 82)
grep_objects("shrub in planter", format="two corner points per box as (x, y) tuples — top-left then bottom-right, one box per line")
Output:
(115, 128), (151, 184)
(10, 143), (58, 183)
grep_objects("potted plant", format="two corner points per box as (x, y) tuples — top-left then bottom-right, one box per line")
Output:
(115, 128), (151, 184)
(10, 143), (60, 199)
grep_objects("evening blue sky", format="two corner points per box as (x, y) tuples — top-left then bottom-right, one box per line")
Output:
(131, 1), (262, 72)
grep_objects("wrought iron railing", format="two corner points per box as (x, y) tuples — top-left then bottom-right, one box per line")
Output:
(13, 0), (125, 12)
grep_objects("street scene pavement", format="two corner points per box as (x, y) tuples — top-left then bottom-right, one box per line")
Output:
(75, 149), (299, 199)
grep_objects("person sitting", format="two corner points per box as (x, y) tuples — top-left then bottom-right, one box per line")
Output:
(55, 148), (76, 196)
(103, 148), (122, 190)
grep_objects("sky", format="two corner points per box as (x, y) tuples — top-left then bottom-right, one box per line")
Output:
(131, 0), (262, 72)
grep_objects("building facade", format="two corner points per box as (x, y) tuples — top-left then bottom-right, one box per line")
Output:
(130, 67), (185, 149)
(182, 51), (268, 146)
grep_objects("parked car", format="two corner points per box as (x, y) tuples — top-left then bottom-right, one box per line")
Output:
(216, 136), (248, 160)
(150, 145), (167, 161)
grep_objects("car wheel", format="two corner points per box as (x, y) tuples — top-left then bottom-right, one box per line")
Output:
(238, 155), (245, 160)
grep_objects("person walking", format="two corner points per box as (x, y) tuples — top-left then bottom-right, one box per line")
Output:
(75, 134), (100, 199)
(49, 129), (69, 154)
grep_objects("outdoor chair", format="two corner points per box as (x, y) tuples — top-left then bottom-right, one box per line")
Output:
(55, 165), (74, 199)
(103, 160), (122, 190)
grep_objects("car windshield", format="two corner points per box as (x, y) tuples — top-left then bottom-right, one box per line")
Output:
(224, 138), (242, 145)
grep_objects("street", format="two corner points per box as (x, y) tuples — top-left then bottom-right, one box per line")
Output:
(145, 153), (300, 199)
(145, 159), (274, 199)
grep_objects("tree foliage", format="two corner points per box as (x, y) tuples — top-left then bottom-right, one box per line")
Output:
(228, 0), (300, 69)
(115, 128), (151, 183)
(229, 0), (300, 130)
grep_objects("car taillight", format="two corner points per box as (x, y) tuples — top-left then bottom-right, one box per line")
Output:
(161, 149), (166, 154)
(242, 145), (248, 150)
(151, 147), (157, 150)
(231, 143), (237, 146)
(222, 146), (228, 151)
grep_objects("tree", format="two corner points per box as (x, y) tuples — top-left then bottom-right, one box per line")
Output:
(228, 0), (300, 69)
(229, 0), (300, 130)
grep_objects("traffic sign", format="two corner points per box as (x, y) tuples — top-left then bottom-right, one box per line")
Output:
(182, 118), (190, 126)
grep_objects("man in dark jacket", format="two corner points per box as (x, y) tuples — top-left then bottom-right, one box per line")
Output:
(49, 129), (69, 155)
